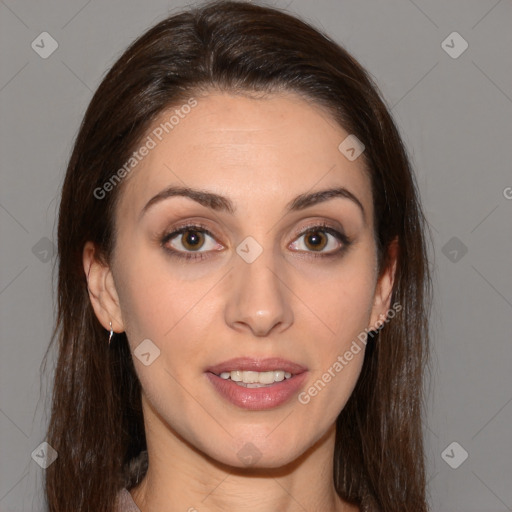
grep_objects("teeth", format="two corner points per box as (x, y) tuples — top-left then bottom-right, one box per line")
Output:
(218, 370), (293, 384)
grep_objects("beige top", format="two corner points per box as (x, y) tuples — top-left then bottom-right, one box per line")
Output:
(116, 488), (141, 511)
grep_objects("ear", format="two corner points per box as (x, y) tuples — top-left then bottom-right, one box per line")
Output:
(368, 237), (399, 331)
(83, 241), (124, 333)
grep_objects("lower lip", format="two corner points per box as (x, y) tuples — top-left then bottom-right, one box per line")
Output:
(206, 372), (308, 411)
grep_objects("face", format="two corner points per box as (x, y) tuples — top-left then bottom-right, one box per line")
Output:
(84, 90), (396, 469)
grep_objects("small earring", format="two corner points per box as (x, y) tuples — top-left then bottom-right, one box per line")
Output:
(108, 321), (114, 345)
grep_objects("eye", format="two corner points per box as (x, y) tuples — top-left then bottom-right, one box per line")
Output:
(289, 222), (350, 258)
(161, 223), (222, 261)
(161, 221), (351, 262)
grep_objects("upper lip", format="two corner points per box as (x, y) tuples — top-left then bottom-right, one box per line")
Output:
(206, 357), (308, 376)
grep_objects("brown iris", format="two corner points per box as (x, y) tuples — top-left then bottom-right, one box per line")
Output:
(180, 229), (206, 251)
(303, 230), (328, 252)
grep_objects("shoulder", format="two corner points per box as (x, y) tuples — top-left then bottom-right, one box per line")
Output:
(115, 488), (141, 512)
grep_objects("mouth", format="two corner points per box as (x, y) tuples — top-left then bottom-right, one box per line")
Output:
(205, 357), (308, 410)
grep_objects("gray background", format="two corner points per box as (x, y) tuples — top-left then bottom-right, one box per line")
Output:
(1, 0), (511, 510)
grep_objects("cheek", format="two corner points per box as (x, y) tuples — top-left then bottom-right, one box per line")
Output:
(301, 257), (376, 343)
(294, 254), (375, 414)
(113, 261), (213, 420)
(311, 283), (371, 371)
(114, 248), (220, 368)
(113, 239), (180, 334)
(294, 276), (373, 426)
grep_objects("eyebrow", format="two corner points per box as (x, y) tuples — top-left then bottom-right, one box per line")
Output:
(140, 185), (366, 223)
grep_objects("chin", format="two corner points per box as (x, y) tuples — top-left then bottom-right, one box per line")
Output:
(200, 433), (310, 471)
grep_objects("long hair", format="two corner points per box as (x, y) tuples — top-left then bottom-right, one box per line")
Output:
(43, 1), (433, 510)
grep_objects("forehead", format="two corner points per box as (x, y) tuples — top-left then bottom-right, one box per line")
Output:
(117, 91), (373, 224)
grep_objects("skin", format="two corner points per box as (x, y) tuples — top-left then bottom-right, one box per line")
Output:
(83, 91), (397, 511)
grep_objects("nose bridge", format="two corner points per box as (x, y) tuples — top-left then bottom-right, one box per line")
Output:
(225, 236), (292, 335)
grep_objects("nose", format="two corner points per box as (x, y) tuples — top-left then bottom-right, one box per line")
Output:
(224, 245), (293, 337)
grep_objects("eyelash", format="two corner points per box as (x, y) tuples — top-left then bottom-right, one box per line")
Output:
(160, 221), (351, 262)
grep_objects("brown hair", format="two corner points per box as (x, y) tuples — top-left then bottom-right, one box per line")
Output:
(43, 1), (432, 510)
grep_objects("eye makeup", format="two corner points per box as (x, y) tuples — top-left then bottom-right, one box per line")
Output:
(159, 220), (353, 262)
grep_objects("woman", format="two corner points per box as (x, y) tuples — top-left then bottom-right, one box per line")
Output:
(44, 1), (433, 510)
